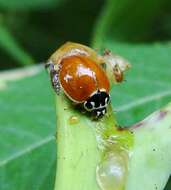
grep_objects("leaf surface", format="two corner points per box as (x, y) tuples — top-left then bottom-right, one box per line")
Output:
(0, 68), (56, 190)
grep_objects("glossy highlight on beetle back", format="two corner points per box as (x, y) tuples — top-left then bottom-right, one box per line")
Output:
(59, 55), (110, 102)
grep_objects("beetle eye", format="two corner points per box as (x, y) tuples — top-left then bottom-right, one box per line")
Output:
(84, 101), (94, 111)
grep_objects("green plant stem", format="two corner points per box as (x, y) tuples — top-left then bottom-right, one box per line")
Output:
(54, 93), (132, 190)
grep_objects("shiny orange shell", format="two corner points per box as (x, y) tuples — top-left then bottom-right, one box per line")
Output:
(59, 55), (110, 102)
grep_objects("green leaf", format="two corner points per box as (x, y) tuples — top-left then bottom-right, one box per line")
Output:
(0, 68), (56, 190)
(126, 103), (171, 190)
(0, 42), (171, 189)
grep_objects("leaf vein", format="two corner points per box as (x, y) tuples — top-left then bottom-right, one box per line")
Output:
(0, 136), (55, 167)
(117, 89), (171, 112)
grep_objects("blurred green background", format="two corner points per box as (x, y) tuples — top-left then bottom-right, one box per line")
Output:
(0, 0), (171, 70)
(0, 0), (171, 190)
(0, 0), (104, 70)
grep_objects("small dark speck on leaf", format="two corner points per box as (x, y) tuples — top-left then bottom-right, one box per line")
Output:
(157, 110), (168, 121)
(155, 184), (158, 190)
(153, 148), (156, 151)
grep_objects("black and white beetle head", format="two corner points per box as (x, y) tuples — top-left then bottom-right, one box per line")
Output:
(83, 90), (110, 118)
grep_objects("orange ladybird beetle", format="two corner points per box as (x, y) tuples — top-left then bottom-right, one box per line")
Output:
(46, 42), (130, 118)
(46, 43), (110, 118)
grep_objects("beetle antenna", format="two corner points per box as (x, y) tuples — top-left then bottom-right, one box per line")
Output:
(44, 61), (51, 69)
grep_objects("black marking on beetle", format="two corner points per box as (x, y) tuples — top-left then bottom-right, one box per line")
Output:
(84, 101), (93, 110)
(84, 90), (110, 118)
(84, 91), (110, 110)
(92, 107), (107, 118)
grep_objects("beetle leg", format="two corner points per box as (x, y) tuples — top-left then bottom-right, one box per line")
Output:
(51, 70), (61, 95)
(45, 61), (61, 95)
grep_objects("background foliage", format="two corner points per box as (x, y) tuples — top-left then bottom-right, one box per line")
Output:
(0, 0), (171, 189)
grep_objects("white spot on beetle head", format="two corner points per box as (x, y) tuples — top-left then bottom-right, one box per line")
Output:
(90, 101), (95, 107)
(97, 111), (101, 117)
(102, 109), (106, 115)
(105, 97), (109, 104)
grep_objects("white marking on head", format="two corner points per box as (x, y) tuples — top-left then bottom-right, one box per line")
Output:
(90, 101), (95, 108)
(105, 97), (109, 104)
(102, 109), (106, 115)
(97, 111), (101, 117)
(100, 88), (107, 92)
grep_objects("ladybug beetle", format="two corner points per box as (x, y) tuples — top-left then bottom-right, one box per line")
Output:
(46, 55), (110, 118)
